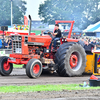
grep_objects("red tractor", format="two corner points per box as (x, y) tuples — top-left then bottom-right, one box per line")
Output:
(0, 15), (86, 78)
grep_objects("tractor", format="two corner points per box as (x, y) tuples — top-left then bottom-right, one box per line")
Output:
(0, 15), (87, 78)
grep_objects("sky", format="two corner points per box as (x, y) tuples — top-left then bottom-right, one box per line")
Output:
(25, 0), (46, 20)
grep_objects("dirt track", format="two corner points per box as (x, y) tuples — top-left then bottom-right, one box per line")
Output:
(0, 68), (93, 86)
(0, 89), (100, 100)
(0, 68), (100, 100)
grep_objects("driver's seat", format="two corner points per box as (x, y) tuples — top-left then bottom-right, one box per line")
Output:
(56, 39), (61, 46)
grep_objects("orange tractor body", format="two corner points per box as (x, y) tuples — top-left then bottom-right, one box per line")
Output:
(0, 15), (87, 78)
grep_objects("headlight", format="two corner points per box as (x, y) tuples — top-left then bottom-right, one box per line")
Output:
(18, 36), (22, 40)
(62, 39), (64, 41)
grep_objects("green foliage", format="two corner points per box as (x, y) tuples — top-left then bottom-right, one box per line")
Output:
(0, 0), (27, 26)
(38, 25), (45, 28)
(38, 0), (100, 29)
(0, 84), (100, 93)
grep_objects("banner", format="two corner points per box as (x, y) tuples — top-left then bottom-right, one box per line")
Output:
(13, 25), (29, 30)
(0, 51), (9, 56)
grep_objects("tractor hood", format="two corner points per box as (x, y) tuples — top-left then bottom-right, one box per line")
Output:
(26, 35), (52, 47)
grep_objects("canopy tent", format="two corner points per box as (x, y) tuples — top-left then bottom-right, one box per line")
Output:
(83, 21), (100, 37)
(83, 21), (100, 32)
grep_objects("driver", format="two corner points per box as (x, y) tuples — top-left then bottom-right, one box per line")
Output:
(49, 24), (61, 51)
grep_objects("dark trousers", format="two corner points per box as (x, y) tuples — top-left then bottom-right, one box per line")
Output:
(49, 37), (60, 49)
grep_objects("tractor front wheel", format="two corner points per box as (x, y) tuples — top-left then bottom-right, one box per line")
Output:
(0, 56), (13, 76)
(26, 59), (42, 78)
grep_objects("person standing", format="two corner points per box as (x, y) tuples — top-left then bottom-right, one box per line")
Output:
(84, 39), (96, 54)
(78, 37), (85, 47)
(91, 39), (96, 46)
(7, 36), (12, 49)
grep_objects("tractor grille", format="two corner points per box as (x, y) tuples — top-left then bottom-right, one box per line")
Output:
(12, 41), (22, 53)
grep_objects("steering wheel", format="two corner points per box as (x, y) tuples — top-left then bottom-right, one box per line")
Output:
(48, 32), (54, 38)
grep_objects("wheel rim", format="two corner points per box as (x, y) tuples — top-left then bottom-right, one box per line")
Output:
(3, 61), (10, 71)
(70, 54), (78, 68)
(33, 64), (40, 74)
(69, 51), (82, 71)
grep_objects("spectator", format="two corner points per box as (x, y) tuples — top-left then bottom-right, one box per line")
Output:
(96, 39), (100, 50)
(0, 35), (2, 48)
(91, 39), (96, 46)
(7, 36), (12, 49)
(1, 35), (5, 48)
(4, 36), (9, 49)
(40, 31), (44, 36)
(76, 37), (79, 39)
(96, 38), (98, 43)
(78, 37), (85, 47)
(89, 38), (93, 43)
(0, 35), (12, 49)
(84, 39), (96, 54)
(88, 38), (91, 43)
(72, 36), (75, 39)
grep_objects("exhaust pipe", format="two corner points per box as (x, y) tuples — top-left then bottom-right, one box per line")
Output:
(28, 15), (32, 35)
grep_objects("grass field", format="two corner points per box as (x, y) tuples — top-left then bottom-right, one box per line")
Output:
(13, 64), (23, 68)
(31, 30), (41, 35)
(0, 84), (100, 93)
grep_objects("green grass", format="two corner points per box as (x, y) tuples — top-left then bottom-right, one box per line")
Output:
(31, 30), (41, 35)
(0, 84), (100, 93)
(13, 64), (22, 68)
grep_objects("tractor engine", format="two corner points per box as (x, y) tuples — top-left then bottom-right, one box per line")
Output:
(8, 35), (55, 68)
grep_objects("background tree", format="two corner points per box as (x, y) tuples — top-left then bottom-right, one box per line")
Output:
(0, 0), (27, 26)
(38, 0), (100, 29)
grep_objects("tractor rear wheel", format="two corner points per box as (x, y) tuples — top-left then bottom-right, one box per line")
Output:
(26, 59), (42, 78)
(55, 43), (86, 76)
(0, 56), (13, 76)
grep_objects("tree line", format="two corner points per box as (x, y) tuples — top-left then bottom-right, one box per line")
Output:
(38, 0), (100, 29)
(0, 0), (27, 26)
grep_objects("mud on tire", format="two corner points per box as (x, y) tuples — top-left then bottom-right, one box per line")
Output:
(55, 42), (86, 77)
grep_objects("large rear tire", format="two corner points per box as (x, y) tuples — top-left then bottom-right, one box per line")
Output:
(55, 43), (86, 76)
(26, 59), (42, 78)
(0, 56), (13, 76)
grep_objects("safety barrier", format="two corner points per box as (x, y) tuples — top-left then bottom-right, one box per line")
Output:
(0, 49), (12, 56)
